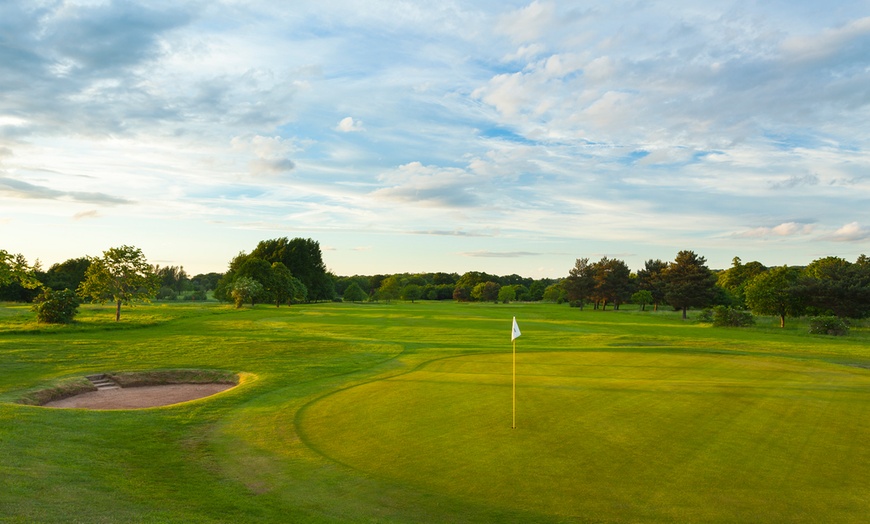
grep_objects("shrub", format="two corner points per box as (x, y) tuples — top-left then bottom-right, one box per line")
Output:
(711, 306), (755, 327)
(697, 308), (714, 323)
(157, 286), (178, 300)
(31, 288), (80, 324)
(808, 316), (849, 336)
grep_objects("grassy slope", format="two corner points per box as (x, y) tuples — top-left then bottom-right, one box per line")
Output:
(0, 301), (868, 523)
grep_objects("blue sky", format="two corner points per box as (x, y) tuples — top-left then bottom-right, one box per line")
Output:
(1, 1), (869, 277)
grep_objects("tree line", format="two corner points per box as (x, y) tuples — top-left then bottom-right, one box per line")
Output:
(3, 242), (869, 329)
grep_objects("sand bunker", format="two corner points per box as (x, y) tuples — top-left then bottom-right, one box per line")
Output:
(44, 383), (234, 410)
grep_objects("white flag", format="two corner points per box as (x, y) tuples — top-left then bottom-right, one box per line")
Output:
(511, 317), (521, 341)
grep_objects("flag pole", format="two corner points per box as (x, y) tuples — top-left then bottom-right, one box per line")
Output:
(512, 337), (516, 429)
(511, 316), (521, 430)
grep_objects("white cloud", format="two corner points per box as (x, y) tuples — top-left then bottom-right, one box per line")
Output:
(827, 222), (870, 242)
(336, 116), (364, 132)
(735, 222), (816, 239)
(496, 1), (557, 44)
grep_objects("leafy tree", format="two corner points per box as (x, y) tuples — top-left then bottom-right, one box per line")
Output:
(663, 250), (718, 319)
(269, 262), (300, 307)
(32, 288), (81, 324)
(472, 281), (501, 303)
(42, 257), (91, 291)
(401, 284), (423, 303)
(78, 245), (159, 321)
(236, 257), (274, 305)
(636, 259), (669, 311)
(800, 256), (870, 318)
(154, 265), (190, 293)
(343, 282), (367, 303)
(563, 258), (594, 308)
(744, 266), (805, 328)
(717, 257), (767, 308)
(377, 275), (401, 302)
(631, 290), (654, 311)
(230, 277), (264, 308)
(498, 285), (517, 303)
(529, 280), (550, 301)
(0, 251), (42, 301)
(190, 272), (222, 293)
(590, 257), (633, 310)
(542, 282), (566, 303)
(249, 237), (333, 301)
(452, 285), (471, 302)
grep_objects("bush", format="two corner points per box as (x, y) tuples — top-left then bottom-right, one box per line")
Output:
(31, 288), (80, 324)
(710, 306), (755, 327)
(808, 316), (849, 336)
(157, 286), (178, 301)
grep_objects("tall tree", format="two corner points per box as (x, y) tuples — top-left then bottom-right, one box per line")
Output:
(42, 257), (91, 291)
(0, 250), (41, 295)
(343, 282), (367, 303)
(717, 257), (767, 308)
(744, 266), (805, 328)
(800, 256), (870, 318)
(590, 257), (633, 310)
(563, 258), (594, 307)
(663, 250), (717, 319)
(249, 237), (332, 301)
(636, 259), (669, 311)
(78, 246), (159, 321)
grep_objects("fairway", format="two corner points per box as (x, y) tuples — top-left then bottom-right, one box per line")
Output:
(300, 351), (870, 522)
(2, 301), (869, 523)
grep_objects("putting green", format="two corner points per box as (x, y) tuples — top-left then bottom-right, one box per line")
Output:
(299, 351), (870, 522)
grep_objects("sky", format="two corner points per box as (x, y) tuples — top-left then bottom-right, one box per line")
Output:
(1, 1), (869, 278)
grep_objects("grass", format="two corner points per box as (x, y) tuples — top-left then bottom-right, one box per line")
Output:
(1, 300), (868, 523)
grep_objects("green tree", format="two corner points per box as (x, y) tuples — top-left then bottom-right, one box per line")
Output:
(343, 282), (367, 303)
(498, 285), (517, 303)
(0, 251), (41, 301)
(249, 237), (333, 301)
(32, 288), (81, 324)
(563, 258), (594, 308)
(636, 259), (669, 311)
(631, 290), (654, 311)
(542, 282), (566, 303)
(230, 277), (264, 308)
(800, 256), (870, 318)
(472, 281), (501, 303)
(236, 257), (274, 305)
(744, 266), (805, 328)
(42, 257), (91, 291)
(78, 245), (159, 321)
(377, 275), (401, 302)
(717, 257), (767, 308)
(663, 250), (718, 319)
(401, 284), (423, 303)
(268, 262), (294, 307)
(590, 257), (633, 310)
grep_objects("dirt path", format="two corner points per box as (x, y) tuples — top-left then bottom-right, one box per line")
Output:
(44, 383), (234, 410)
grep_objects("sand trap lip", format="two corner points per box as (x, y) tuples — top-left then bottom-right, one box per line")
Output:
(43, 383), (235, 410)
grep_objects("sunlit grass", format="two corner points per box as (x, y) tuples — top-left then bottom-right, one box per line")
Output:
(1, 300), (868, 522)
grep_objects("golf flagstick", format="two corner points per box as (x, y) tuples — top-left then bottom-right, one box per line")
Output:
(511, 317), (521, 429)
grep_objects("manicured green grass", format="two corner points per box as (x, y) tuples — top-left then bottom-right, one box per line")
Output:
(1, 301), (868, 523)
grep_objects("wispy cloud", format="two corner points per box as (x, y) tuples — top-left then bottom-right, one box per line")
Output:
(461, 251), (541, 258)
(734, 222), (816, 239)
(0, 177), (132, 205)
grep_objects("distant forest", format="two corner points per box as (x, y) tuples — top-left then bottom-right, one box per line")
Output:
(3, 239), (869, 329)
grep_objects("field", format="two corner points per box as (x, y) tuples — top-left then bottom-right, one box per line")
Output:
(1, 301), (869, 523)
